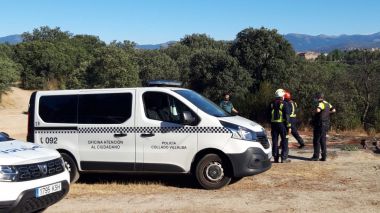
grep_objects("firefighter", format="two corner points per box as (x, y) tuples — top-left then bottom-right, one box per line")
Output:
(270, 89), (291, 163)
(311, 92), (336, 161)
(284, 91), (305, 149)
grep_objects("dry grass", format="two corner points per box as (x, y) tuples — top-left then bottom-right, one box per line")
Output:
(68, 182), (175, 198)
(332, 128), (372, 137)
(48, 151), (380, 213)
(226, 161), (336, 192)
(66, 162), (337, 198)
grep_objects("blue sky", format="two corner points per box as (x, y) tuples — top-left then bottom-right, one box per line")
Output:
(1, 0), (379, 44)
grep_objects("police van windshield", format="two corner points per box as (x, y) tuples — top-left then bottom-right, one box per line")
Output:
(174, 90), (232, 117)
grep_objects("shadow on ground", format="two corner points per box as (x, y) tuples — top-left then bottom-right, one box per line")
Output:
(288, 155), (312, 161)
(77, 173), (200, 189)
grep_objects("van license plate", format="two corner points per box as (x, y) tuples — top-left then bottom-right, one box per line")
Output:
(35, 182), (62, 197)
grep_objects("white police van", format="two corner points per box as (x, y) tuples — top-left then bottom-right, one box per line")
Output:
(0, 132), (70, 213)
(27, 81), (272, 189)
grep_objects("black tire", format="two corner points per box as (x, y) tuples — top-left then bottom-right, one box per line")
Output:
(230, 177), (244, 185)
(195, 153), (231, 190)
(61, 153), (80, 183)
(33, 207), (46, 213)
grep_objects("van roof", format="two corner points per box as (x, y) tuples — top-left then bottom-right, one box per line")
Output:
(146, 80), (182, 87)
(35, 87), (190, 94)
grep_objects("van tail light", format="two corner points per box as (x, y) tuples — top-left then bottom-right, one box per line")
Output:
(27, 92), (37, 143)
(27, 110), (30, 140)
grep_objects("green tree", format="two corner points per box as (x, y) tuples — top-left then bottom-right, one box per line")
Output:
(0, 56), (20, 101)
(236, 81), (274, 123)
(14, 27), (102, 90)
(166, 35), (231, 87)
(22, 26), (71, 42)
(180, 34), (229, 50)
(110, 40), (137, 54)
(348, 58), (380, 130)
(137, 50), (180, 84)
(0, 44), (13, 58)
(188, 49), (252, 101)
(86, 46), (140, 88)
(230, 27), (296, 90)
(163, 43), (193, 85)
(285, 58), (362, 130)
(71, 35), (106, 52)
(14, 41), (78, 89)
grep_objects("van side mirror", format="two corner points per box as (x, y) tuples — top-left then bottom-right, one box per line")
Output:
(183, 111), (196, 125)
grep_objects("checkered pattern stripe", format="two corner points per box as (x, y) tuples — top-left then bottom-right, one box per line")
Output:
(79, 126), (230, 134)
(35, 130), (77, 134)
(78, 127), (135, 134)
(35, 126), (230, 134)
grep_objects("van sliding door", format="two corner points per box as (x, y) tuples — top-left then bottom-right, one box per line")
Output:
(77, 90), (136, 171)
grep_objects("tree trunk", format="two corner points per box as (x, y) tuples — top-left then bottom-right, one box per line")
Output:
(361, 67), (371, 127)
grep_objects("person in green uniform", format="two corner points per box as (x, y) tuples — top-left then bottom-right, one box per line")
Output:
(220, 93), (238, 114)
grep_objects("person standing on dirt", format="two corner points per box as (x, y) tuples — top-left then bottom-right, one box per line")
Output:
(220, 93), (238, 114)
(311, 92), (336, 161)
(270, 89), (291, 163)
(284, 91), (305, 149)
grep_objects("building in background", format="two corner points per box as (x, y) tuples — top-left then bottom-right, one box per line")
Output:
(298, 52), (321, 60)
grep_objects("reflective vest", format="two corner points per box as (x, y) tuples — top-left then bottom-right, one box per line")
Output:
(318, 100), (332, 122)
(313, 100), (333, 126)
(271, 101), (285, 123)
(290, 101), (297, 118)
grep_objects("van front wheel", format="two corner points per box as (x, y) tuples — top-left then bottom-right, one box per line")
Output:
(61, 153), (80, 183)
(195, 154), (231, 189)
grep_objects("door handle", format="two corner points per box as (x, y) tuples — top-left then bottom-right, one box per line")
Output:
(114, 133), (127, 138)
(140, 133), (155, 137)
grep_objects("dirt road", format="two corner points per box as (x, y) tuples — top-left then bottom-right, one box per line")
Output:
(44, 149), (379, 213)
(0, 87), (32, 140)
(1, 87), (379, 212)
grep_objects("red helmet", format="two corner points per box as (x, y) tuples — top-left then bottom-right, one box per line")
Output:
(284, 91), (291, 100)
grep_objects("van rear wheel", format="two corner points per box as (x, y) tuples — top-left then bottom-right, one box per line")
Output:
(61, 153), (80, 183)
(195, 153), (231, 189)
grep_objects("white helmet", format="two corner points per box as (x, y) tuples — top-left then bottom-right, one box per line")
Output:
(275, 89), (285, 98)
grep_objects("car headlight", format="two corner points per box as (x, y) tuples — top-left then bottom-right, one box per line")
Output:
(220, 121), (257, 141)
(0, 165), (18, 182)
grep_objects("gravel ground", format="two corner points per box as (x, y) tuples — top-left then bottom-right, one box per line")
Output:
(46, 148), (380, 213)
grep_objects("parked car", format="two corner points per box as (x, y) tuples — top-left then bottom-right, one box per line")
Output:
(0, 132), (70, 213)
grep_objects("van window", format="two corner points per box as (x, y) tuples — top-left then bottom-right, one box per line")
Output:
(39, 95), (78, 123)
(78, 93), (132, 124)
(143, 92), (198, 125)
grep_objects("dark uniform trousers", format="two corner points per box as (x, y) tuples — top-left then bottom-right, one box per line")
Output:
(271, 122), (288, 160)
(290, 118), (305, 146)
(313, 123), (329, 158)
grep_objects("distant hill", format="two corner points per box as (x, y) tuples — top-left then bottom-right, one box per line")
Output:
(2, 32), (380, 52)
(135, 41), (176, 50)
(135, 33), (380, 52)
(0, 34), (22, 44)
(284, 32), (380, 52)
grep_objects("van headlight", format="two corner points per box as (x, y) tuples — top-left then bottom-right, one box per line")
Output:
(59, 157), (68, 170)
(0, 165), (18, 182)
(233, 126), (257, 141)
(220, 121), (257, 141)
